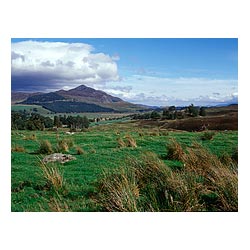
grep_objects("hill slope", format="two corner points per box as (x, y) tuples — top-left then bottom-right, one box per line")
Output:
(13, 84), (149, 113)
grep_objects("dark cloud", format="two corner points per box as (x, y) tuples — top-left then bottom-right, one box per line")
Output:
(11, 41), (120, 92)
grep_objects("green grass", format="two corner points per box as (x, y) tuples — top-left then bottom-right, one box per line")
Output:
(11, 122), (238, 211)
(11, 104), (51, 115)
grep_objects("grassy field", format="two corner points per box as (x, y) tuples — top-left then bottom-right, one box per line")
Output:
(11, 104), (51, 115)
(11, 121), (238, 212)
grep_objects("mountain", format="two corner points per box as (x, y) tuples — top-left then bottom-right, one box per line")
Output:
(56, 85), (122, 103)
(13, 85), (150, 113)
(11, 91), (42, 104)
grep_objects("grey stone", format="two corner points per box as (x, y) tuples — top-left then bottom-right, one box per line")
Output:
(42, 153), (76, 164)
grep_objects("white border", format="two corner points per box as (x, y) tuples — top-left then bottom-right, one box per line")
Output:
(1, 1), (249, 250)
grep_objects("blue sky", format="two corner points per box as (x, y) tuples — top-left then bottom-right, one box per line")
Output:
(11, 38), (238, 106)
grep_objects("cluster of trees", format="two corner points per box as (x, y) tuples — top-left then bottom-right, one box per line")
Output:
(131, 104), (206, 120)
(11, 112), (54, 130)
(54, 115), (89, 129)
(11, 111), (90, 131)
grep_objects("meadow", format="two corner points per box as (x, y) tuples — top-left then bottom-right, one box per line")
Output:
(11, 120), (238, 212)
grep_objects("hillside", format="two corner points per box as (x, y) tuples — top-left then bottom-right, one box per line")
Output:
(11, 92), (42, 104)
(12, 84), (149, 113)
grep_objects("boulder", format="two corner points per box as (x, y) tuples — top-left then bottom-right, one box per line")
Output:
(42, 153), (76, 164)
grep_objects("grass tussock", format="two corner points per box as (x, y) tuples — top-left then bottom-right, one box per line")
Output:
(182, 143), (238, 211)
(56, 138), (74, 153)
(201, 131), (216, 141)
(75, 146), (85, 155)
(11, 145), (25, 152)
(37, 140), (53, 154)
(125, 134), (137, 148)
(39, 161), (64, 191)
(96, 145), (238, 212)
(24, 134), (37, 140)
(117, 134), (137, 148)
(48, 196), (70, 212)
(117, 137), (126, 148)
(166, 138), (185, 161)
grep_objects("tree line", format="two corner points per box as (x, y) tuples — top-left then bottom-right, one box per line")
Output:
(11, 111), (90, 131)
(131, 104), (206, 120)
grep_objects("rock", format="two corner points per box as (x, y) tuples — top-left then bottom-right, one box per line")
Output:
(42, 153), (76, 164)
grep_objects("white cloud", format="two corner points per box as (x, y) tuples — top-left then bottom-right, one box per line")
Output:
(11, 41), (120, 91)
(106, 75), (238, 106)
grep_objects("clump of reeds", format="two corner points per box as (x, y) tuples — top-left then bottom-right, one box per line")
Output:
(37, 140), (53, 154)
(166, 138), (185, 161)
(39, 161), (64, 191)
(11, 145), (25, 152)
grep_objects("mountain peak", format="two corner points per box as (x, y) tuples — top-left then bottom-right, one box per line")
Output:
(62, 84), (122, 103)
(71, 84), (89, 91)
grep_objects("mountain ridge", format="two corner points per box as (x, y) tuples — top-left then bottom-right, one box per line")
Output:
(12, 84), (150, 113)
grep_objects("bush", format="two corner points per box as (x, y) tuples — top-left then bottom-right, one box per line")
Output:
(38, 140), (53, 154)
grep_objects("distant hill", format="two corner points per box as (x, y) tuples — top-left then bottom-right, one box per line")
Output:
(11, 91), (42, 104)
(12, 84), (150, 113)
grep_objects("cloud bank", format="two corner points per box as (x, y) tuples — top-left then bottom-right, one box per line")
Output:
(105, 75), (238, 106)
(11, 41), (120, 91)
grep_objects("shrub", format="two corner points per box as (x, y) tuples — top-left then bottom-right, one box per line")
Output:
(38, 140), (53, 154)
(166, 138), (185, 161)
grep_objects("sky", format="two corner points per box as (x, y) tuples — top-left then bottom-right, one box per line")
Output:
(11, 38), (238, 106)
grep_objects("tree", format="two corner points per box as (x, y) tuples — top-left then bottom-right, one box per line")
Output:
(150, 111), (161, 119)
(54, 115), (62, 128)
(188, 104), (199, 117)
(199, 107), (206, 116)
(82, 116), (90, 128)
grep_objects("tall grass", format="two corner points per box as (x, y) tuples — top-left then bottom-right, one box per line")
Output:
(11, 145), (25, 152)
(166, 138), (185, 161)
(39, 161), (64, 191)
(37, 140), (53, 154)
(96, 144), (238, 212)
(56, 138), (74, 153)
